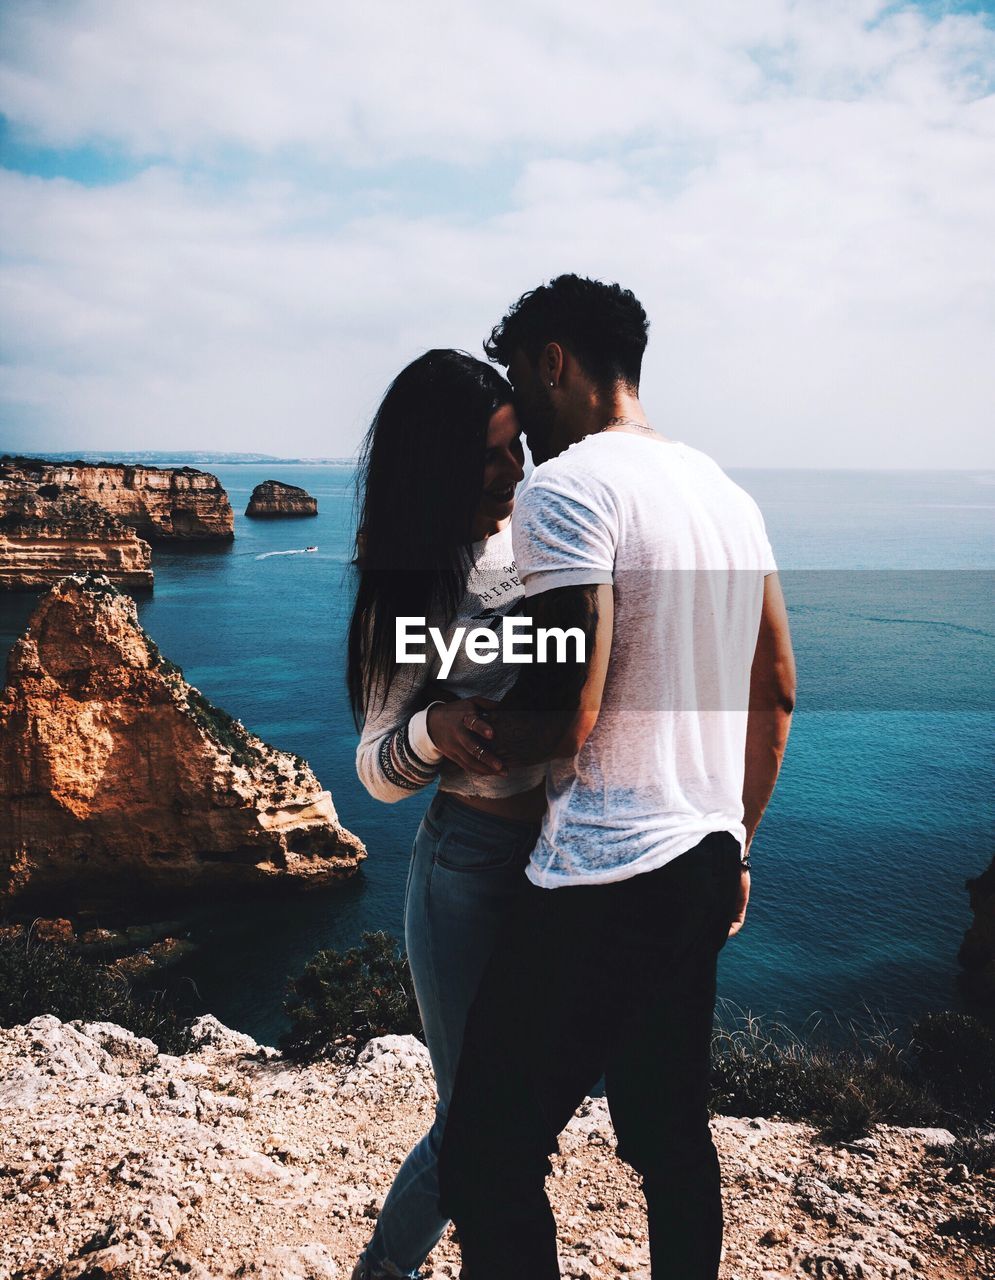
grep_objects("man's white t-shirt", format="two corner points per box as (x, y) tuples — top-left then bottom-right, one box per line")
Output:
(512, 431), (778, 889)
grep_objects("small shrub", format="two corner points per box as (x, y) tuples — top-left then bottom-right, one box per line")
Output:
(818, 1079), (877, 1142)
(0, 931), (191, 1055)
(709, 1007), (944, 1138)
(281, 931), (422, 1063)
(912, 1012), (995, 1125)
(944, 1130), (995, 1175)
(183, 684), (262, 769)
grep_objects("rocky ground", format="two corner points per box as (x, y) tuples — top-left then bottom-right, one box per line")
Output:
(0, 1016), (991, 1280)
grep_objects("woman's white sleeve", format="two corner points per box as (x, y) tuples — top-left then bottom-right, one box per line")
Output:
(355, 665), (445, 804)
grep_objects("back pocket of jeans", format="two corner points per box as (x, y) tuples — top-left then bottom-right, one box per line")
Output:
(434, 829), (518, 873)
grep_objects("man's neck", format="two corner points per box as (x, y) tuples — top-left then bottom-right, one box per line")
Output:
(555, 387), (651, 452)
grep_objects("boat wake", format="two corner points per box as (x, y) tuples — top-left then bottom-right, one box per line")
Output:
(255, 548), (317, 560)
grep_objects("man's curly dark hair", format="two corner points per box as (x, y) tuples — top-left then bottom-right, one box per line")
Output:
(484, 274), (649, 391)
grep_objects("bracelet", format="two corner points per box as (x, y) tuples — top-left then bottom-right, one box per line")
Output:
(740, 853), (752, 871)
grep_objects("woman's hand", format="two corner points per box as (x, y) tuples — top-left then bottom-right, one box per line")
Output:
(427, 697), (506, 776)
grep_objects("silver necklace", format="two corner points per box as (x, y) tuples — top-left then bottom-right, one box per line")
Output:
(601, 416), (655, 434)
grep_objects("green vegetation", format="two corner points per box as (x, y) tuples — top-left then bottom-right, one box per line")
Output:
(912, 1011), (995, 1119)
(711, 1005), (995, 1139)
(153, 650), (184, 679)
(282, 934), (995, 1137)
(148, 631), (262, 768)
(943, 1130), (995, 1175)
(7, 917), (993, 1145)
(183, 684), (263, 769)
(186, 683), (242, 749)
(0, 930), (191, 1055)
(280, 931), (421, 1063)
(70, 572), (121, 599)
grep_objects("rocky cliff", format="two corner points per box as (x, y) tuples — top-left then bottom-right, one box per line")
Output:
(1, 1015), (990, 1280)
(960, 855), (995, 1014)
(244, 480), (318, 518)
(0, 479), (153, 591)
(0, 574), (365, 911)
(1, 458), (234, 543)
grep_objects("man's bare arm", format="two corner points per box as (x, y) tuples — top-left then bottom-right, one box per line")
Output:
(480, 582), (614, 767)
(728, 573), (796, 939)
(743, 572), (796, 849)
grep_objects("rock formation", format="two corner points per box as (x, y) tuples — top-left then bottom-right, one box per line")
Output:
(0, 478), (153, 591)
(0, 918), (198, 981)
(1, 457), (234, 543)
(245, 480), (318, 518)
(1, 1015), (990, 1280)
(0, 574), (365, 911)
(960, 854), (995, 1015)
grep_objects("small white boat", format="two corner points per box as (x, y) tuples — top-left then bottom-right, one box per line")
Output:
(305, 545), (318, 553)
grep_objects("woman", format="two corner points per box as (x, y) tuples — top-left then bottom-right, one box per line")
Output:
(347, 350), (547, 1280)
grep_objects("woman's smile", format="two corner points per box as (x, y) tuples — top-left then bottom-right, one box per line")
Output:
(470, 402), (526, 538)
(484, 482), (515, 504)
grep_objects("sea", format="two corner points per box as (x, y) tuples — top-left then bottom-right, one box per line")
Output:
(1, 465), (993, 1047)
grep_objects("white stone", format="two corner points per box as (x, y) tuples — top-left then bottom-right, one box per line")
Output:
(188, 1015), (261, 1055)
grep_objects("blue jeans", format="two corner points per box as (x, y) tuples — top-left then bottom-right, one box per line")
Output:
(362, 791), (541, 1278)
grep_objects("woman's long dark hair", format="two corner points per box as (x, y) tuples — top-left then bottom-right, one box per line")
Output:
(347, 349), (513, 726)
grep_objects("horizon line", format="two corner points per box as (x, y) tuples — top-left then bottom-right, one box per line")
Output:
(3, 449), (993, 475)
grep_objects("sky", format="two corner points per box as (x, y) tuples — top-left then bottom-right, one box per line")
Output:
(1, 0), (994, 469)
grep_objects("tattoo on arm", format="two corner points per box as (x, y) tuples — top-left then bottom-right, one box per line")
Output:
(485, 584), (600, 766)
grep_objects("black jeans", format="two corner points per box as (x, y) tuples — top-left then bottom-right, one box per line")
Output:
(437, 831), (742, 1280)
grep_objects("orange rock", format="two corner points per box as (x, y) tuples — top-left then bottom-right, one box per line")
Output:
(0, 574), (366, 910)
(0, 478), (153, 591)
(31, 918), (76, 946)
(1, 457), (234, 543)
(245, 479), (318, 518)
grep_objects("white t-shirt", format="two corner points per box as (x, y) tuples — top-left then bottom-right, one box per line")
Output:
(512, 431), (777, 888)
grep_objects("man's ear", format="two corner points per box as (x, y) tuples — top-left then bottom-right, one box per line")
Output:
(542, 342), (565, 389)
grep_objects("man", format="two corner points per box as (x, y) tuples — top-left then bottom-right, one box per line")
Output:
(436, 274), (796, 1279)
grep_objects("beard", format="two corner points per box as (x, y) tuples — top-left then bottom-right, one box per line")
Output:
(519, 393), (557, 465)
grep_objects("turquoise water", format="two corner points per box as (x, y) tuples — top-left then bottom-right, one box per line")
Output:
(1, 466), (992, 1045)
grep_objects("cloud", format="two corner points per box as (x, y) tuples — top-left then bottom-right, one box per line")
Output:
(3, 0), (989, 160)
(0, 0), (993, 466)
(0, 0), (754, 160)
